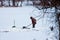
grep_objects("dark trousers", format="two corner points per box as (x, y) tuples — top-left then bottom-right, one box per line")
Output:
(32, 24), (35, 28)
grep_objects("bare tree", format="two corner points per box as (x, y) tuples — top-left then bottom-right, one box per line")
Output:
(0, 0), (4, 6)
(15, 0), (21, 7)
(20, 0), (23, 7)
(12, 0), (15, 6)
(12, 0), (23, 7)
(8, 0), (10, 6)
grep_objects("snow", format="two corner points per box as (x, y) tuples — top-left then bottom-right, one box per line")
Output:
(0, 6), (59, 40)
(0, 27), (51, 40)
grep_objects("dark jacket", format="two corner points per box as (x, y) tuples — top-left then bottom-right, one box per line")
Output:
(30, 17), (36, 24)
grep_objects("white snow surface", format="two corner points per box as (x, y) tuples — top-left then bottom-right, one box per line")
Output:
(0, 6), (59, 40)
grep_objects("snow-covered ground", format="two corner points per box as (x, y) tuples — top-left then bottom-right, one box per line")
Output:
(0, 6), (59, 40)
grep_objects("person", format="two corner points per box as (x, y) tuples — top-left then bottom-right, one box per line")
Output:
(50, 26), (53, 31)
(30, 17), (36, 28)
